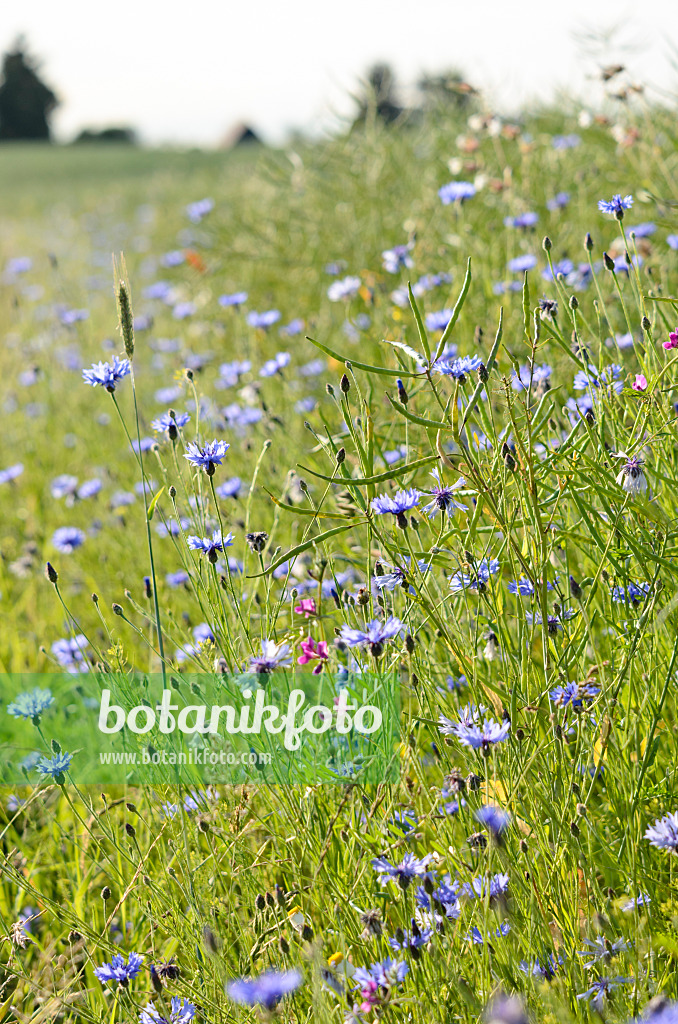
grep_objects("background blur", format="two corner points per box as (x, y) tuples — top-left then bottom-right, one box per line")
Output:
(1, 0), (677, 146)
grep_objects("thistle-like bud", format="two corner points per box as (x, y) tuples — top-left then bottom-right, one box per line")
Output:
(542, 235), (552, 252)
(336, 447), (346, 465)
(101, 886), (112, 901)
(569, 575), (582, 600)
(405, 634), (416, 654)
(255, 893), (266, 910)
(117, 279), (135, 361)
(569, 295), (578, 310)
(169, 485), (177, 499)
(326, 383), (335, 397)
(477, 362), (489, 384)
(125, 822), (136, 838)
(45, 561), (58, 584)
(641, 315), (651, 332)
(340, 373), (350, 394)
(603, 251), (615, 272)
(396, 378), (408, 404)
(112, 603), (123, 616)
(584, 232), (594, 252)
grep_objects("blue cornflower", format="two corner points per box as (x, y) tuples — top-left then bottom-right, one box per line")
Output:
(438, 181), (476, 204)
(475, 804), (511, 835)
(187, 531), (234, 562)
(184, 439), (230, 475)
(227, 969), (302, 1010)
(247, 309), (281, 329)
(468, 922), (510, 945)
(549, 681), (600, 709)
(462, 873), (510, 899)
(327, 276), (361, 301)
(260, 351), (291, 377)
(7, 688), (54, 722)
(507, 254), (537, 273)
(151, 411), (190, 436)
(280, 318), (304, 336)
(82, 356), (131, 392)
(339, 617), (403, 657)
(186, 196), (213, 222)
(371, 489), (420, 519)
(388, 919), (433, 953)
(143, 280), (172, 300)
(433, 354), (483, 380)
(166, 570), (189, 587)
(216, 476), (242, 499)
(172, 302), (196, 320)
(645, 811), (678, 852)
(525, 609), (575, 633)
(372, 559), (429, 593)
(542, 259), (574, 282)
(422, 472), (468, 518)
(577, 977), (631, 1011)
(425, 309), (454, 332)
(218, 291), (248, 308)
(668, 235), (678, 250)
(627, 222), (656, 237)
(449, 558), (500, 594)
(222, 404), (263, 431)
(507, 576), (554, 596)
(94, 952), (144, 986)
(382, 244), (413, 274)
(52, 527), (85, 553)
(52, 635), (89, 672)
(0, 463), (24, 485)
(512, 364), (552, 391)
(140, 996), (196, 1024)
(216, 360), (251, 388)
(35, 751), (73, 781)
(504, 212), (539, 228)
(438, 703), (486, 736)
(519, 954), (564, 981)
(552, 133), (580, 149)
(611, 581), (649, 605)
(248, 640), (293, 674)
(547, 192), (571, 210)
(577, 936), (630, 968)
(574, 363), (623, 394)
(372, 852), (431, 889)
(598, 194), (633, 218)
(622, 892), (651, 912)
(455, 718), (510, 751)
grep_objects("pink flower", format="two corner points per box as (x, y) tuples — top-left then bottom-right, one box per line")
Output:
(297, 636), (329, 674)
(294, 598), (317, 618)
(632, 374), (647, 391)
(663, 331), (678, 351)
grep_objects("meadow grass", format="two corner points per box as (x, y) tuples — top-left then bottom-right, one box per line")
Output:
(1, 96), (678, 1023)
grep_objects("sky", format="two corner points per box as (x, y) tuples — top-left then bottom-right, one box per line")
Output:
(3, 0), (677, 146)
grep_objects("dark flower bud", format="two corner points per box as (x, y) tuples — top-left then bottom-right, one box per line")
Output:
(265, 891), (275, 907)
(569, 575), (582, 600)
(279, 936), (290, 954)
(515, 728), (525, 741)
(301, 924), (314, 942)
(396, 378), (408, 404)
(641, 315), (651, 332)
(45, 562), (58, 584)
(68, 930), (81, 943)
(396, 512), (408, 530)
(360, 909), (382, 938)
(275, 884), (286, 906)
(198, 819), (210, 833)
(298, 478), (308, 493)
(336, 447), (346, 465)
(570, 820), (580, 837)
(520, 839), (528, 853)
(255, 893), (266, 910)
(409, 515), (418, 530)
(576, 803), (587, 817)
(168, 421), (178, 442)
(92, 592), (99, 603)
(125, 822), (136, 838)
(143, 576), (152, 599)
(246, 532), (268, 553)
(569, 295), (578, 310)
(357, 587), (370, 606)
(585, 232), (594, 252)
(504, 451), (516, 471)
(185, 368), (194, 381)
(477, 362), (489, 384)
(326, 383), (335, 397)
(405, 634), (416, 654)
(340, 373), (350, 394)
(101, 886), (112, 901)
(51, 738), (61, 754)
(466, 772), (482, 791)
(112, 603), (123, 616)
(603, 251), (615, 271)
(542, 235), (552, 252)
(169, 485), (177, 499)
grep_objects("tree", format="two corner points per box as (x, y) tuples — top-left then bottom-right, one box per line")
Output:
(353, 63), (403, 127)
(0, 38), (59, 141)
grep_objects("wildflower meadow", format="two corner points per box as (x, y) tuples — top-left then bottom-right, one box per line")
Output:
(2, 94), (678, 1024)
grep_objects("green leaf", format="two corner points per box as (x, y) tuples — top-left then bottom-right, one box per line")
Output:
(296, 454), (439, 486)
(263, 489), (358, 519)
(408, 283), (431, 363)
(307, 336), (421, 378)
(247, 520), (367, 578)
(146, 486), (165, 521)
(435, 257), (472, 360)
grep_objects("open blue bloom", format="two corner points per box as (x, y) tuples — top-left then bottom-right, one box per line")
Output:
(449, 558), (500, 594)
(507, 576), (555, 596)
(468, 922), (510, 945)
(507, 254), (537, 273)
(187, 531), (234, 562)
(425, 309), (454, 332)
(627, 221), (656, 237)
(574, 363), (623, 394)
(372, 559), (429, 593)
(339, 617), (403, 657)
(645, 811), (678, 852)
(668, 235), (678, 250)
(227, 969), (302, 1010)
(0, 463), (24, 485)
(462, 873), (510, 899)
(611, 581), (649, 604)
(371, 489), (420, 517)
(577, 977), (631, 1011)
(52, 635), (90, 672)
(422, 472), (468, 518)
(95, 953), (143, 987)
(184, 439), (230, 474)
(382, 244), (413, 274)
(372, 852), (431, 889)
(247, 309), (281, 329)
(217, 360), (252, 388)
(504, 212), (538, 228)
(35, 751), (73, 780)
(82, 356), (131, 392)
(598, 194), (633, 217)
(553, 133), (580, 149)
(218, 291), (248, 308)
(52, 527), (85, 553)
(388, 919), (433, 952)
(512, 364), (551, 391)
(519, 953), (564, 981)
(280, 318), (304, 336)
(248, 640), (293, 674)
(216, 476), (242, 499)
(549, 681), (599, 708)
(438, 703), (487, 736)
(260, 352), (291, 377)
(327, 276), (361, 301)
(140, 996), (196, 1024)
(577, 936), (630, 968)
(547, 192), (571, 210)
(186, 196), (213, 222)
(525, 609), (575, 633)
(7, 688), (54, 721)
(438, 181), (476, 204)
(151, 411), (190, 435)
(475, 804), (511, 835)
(433, 354), (482, 380)
(622, 892), (651, 912)
(455, 718), (510, 750)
